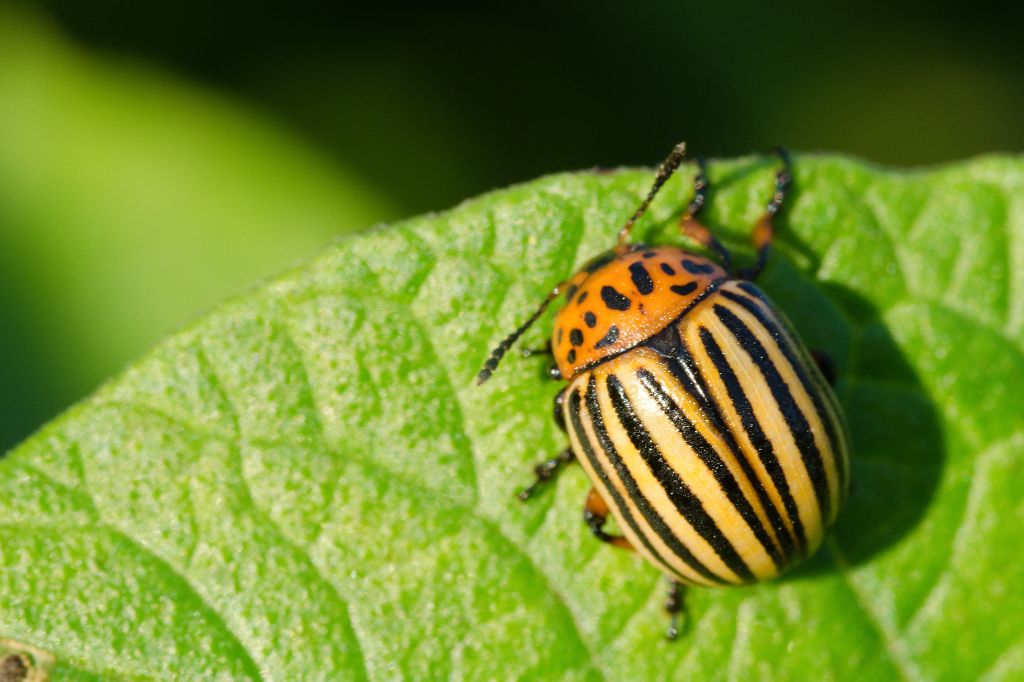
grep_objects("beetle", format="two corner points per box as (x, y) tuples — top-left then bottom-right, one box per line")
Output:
(477, 144), (850, 639)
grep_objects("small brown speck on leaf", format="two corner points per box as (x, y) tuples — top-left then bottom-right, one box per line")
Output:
(0, 655), (29, 682)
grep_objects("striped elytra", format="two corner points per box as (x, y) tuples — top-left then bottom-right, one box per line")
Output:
(562, 278), (850, 585)
(477, 144), (851, 635)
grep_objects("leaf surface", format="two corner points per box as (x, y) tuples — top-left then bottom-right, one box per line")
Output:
(2, 153), (1023, 680)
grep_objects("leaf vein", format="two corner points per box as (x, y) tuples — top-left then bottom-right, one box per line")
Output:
(100, 525), (263, 681)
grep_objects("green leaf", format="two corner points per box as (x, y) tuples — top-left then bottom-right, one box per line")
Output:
(2, 152), (1023, 680)
(0, 7), (397, 450)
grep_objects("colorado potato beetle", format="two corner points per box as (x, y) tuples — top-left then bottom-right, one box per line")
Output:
(477, 144), (850, 638)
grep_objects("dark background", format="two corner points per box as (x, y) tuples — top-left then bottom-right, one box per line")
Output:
(2, 0), (1022, 451)
(38, 1), (1024, 214)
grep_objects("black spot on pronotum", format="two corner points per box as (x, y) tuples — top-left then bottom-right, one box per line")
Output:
(642, 251), (657, 258)
(682, 259), (715, 274)
(594, 325), (620, 349)
(601, 285), (631, 311)
(577, 291), (588, 304)
(567, 349), (577, 364)
(628, 262), (655, 295)
(570, 329), (584, 346)
(660, 263), (676, 276)
(584, 311), (597, 328)
(671, 282), (698, 296)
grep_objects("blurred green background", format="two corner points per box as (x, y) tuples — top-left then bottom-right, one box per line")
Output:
(2, 0), (1022, 452)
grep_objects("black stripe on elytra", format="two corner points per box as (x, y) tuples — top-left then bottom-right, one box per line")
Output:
(567, 387), (679, 577)
(594, 325), (619, 349)
(585, 377), (726, 584)
(735, 282), (848, 496)
(682, 259), (716, 275)
(660, 263), (676, 276)
(721, 287), (846, 497)
(601, 285), (632, 311)
(629, 262), (655, 295)
(667, 338), (797, 561)
(699, 326), (808, 554)
(671, 282), (698, 296)
(713, 304), (831, 525)
(577, 291), (588, 305)
(636, 368), (783, 572)
(605, 375), (751, 582)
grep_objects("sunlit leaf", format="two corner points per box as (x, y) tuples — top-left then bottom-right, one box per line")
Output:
(1, 153), (1023, 680)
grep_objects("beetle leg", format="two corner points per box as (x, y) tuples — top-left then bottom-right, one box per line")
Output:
(520, 340), (552, 357)
(552, 388), (568, 431)
(583, 487), (634, 551)
(678, 156), (733, 272)
(517, 448), (575, 501)
(519, 341), (563, 381)
(665, 579), (687, 640)
(741, 147), (792, 281)
(810, 349), (837, 386)
(547, 363), (563, 381)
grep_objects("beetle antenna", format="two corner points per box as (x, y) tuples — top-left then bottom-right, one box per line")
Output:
(615, 142), (688, 251)
(476, 282), (566, 385)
